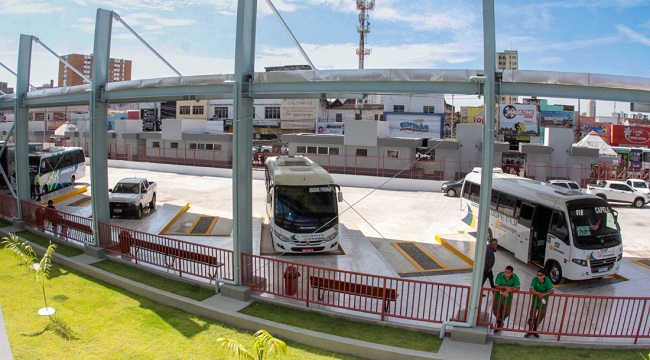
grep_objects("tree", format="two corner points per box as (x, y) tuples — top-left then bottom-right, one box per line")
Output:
(217, 329), (288, 360)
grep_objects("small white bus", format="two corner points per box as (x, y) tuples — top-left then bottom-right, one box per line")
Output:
(265, 155), (342, 253)
(460, 168), (623, 284)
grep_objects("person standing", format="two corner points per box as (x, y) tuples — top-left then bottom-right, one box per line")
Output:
(492, 265), (520, 333)
(525, 269), (554, 338)
(482, 239), (498, 291)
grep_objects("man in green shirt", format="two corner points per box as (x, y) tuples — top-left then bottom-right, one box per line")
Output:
(525, 269), (554, 338)
(492, 265), (520, 333)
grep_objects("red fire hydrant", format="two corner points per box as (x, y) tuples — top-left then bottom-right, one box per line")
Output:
(283, 266), (300, 296)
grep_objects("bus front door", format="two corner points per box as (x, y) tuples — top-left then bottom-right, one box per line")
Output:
(529, 206), (552, 266)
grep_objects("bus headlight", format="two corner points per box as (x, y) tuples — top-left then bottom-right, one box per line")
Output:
(323, 226), (339, 242)
(617, 253), (622, 261)
(273, 229), (291, 242)
(571, 258), (588, 267)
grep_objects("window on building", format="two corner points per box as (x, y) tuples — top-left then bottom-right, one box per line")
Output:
(306, 146), (317, 154)
(318, 147), (329, 154)
(355, 113), (362, 120)
(189, 143), (197, 150)
(297, 146), (306, 153)
(206, 144), (214, 151)
(265, 107), (281, 119)
(179, 106), (190, 115)
(198, 143), (205, 150)
(214, 107), (228, 118)
(393, 105), (405, 112)
(329, 147), (339, 155)
(386, 150), (399, 158)
(423, 106), (435, 113)
(152, 142), (160, 148)
(171, 142), (178, 149)
(374, 114), (384, 121)
(356, 149), (368, 156)
(193, 106), (204, 115)
(335, 113), (343, 122)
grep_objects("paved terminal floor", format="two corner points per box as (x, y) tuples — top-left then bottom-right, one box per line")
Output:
(37, 161), (650, 301)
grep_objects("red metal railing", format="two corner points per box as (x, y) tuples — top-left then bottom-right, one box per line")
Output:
(241, 253), (470, 323)
(20, 200), (94, 245)
(97, 222), (234, 282)
(477, 289), (650, 343)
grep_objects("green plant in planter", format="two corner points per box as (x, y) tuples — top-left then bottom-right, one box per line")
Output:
(1, 233), (77, 340)
(217, 329), (288, 360)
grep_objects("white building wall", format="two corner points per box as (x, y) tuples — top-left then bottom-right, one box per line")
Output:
(383, 94), (445, 114)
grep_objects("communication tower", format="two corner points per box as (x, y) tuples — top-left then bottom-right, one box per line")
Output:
(356, 0), (374, 69)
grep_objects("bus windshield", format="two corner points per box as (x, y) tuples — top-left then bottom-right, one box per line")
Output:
(568, 205), (621, 249)
(274, 185), (338, 233)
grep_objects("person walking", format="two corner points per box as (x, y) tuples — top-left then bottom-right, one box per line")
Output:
(492, 265), (520, 333)
(482, 238), (498, 293)
(524, 269), (554, 338)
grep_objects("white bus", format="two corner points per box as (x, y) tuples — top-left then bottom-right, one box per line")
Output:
(265, 155), (342, 253)
(29, 147), (86, 194)
(460, 168), (623, 284)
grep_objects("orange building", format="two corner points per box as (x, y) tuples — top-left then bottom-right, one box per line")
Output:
(57, 54), (132, 87)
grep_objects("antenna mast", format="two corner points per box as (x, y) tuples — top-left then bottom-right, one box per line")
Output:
(356, 0), (374, 69)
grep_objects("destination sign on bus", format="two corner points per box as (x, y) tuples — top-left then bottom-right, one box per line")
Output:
(309, 186), (332, 193)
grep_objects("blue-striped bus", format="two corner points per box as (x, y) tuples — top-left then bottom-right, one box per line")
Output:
(29, 147), (86, 194)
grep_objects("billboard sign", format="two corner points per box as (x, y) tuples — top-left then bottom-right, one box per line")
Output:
(466, 107), (484, 124)
(316, 122), (344, 134)
(610, 124), (650, 147)
(384, 113), (443, 138)
(498, 104), (538, 136)
(540, 110), (574, 128)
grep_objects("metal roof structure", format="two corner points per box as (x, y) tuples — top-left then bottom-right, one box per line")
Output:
(2, 2), (650, 334)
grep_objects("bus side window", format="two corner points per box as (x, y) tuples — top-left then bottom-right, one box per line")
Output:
(76, 150), (85, 164)
(469, 183), (480, 202)
(518, 203), (534, 228)
(490, 190), (499, 210)
(549, 210), (569, 244)
(64, 153), (73, 167)
(40, 159), (51, 174)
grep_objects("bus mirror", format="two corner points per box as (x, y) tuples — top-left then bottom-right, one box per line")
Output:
(266, 193), (272, 204)
(108, 188), (112, 193)
(337, 192), (343, 202)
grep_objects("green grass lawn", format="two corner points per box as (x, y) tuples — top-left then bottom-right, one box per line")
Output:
(241, 302), (440, 352)
(492, 344), (650, 360)
(0, 249), (359, 360)
(14, 230), (84, 257)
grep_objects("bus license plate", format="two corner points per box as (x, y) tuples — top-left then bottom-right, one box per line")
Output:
(114, 209), (122, 213)
(598, 266), (608, 273)
(302, 248), (314, 253)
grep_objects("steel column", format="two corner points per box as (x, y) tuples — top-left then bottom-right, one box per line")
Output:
(15, 34), (34, 220)
(89, 8), (113, 244)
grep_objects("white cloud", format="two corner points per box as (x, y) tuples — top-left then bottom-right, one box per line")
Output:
(616, 24), (650, 46)
(0, 0), (62, 15)
(68, 18), (96, 35)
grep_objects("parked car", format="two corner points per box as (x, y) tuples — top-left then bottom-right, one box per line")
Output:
(625, 179), (650, 195)
(441, 178), (464, 197)
(548, 179), (581, 191)
(109, 178), (157, 219)
(586, 180), (650, 208)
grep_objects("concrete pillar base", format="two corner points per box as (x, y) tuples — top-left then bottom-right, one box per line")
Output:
(220, 284), (252, 302)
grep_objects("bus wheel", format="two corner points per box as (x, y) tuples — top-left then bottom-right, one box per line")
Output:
(136, 205), (143, 220)
(546, 261), (564, 285)
(41, 186), (47, 195)
(70, 176), (75, 187)
(633, 198), (645, 208)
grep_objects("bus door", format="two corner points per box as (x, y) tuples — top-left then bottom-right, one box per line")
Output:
(516, 201), (552, 264)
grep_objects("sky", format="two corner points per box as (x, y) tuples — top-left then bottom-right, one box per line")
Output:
(1, 0), (650, 116)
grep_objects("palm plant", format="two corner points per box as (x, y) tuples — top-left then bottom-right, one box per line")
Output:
(217, 329), (288, 360)
(1, 233), (77, 340)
